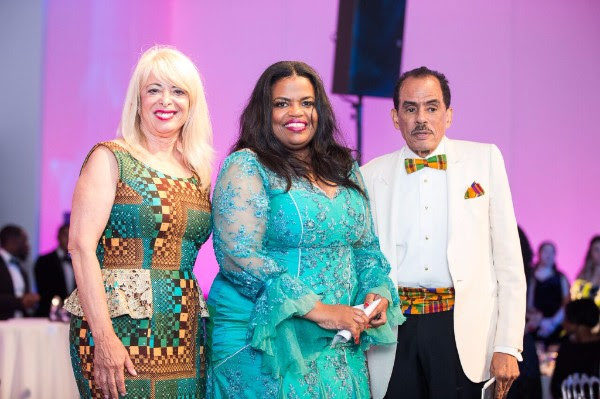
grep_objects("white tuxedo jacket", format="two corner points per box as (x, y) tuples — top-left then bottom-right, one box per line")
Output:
(361, 137), (526, 399)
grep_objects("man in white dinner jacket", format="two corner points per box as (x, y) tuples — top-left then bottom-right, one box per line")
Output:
(361, 66), (526, 399)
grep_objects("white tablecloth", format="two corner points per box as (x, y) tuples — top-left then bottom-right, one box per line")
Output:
(0, 318), (78, 399)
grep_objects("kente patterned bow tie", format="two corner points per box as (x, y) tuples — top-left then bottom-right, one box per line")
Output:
(404, 154), (447, 174)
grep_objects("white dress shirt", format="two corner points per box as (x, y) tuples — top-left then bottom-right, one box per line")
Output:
(396, 138), (453, 288)
(0, 247), (25, 318)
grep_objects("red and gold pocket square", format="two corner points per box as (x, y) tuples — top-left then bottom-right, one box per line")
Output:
(464, 182), (485, 199)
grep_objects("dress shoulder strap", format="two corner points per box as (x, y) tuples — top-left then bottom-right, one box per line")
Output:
(80, 141), (128, 177)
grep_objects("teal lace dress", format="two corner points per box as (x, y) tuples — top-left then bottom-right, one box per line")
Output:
(206, 149), (404, 398)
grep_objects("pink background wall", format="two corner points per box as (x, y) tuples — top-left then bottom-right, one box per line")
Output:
(39, 1), (600, 294)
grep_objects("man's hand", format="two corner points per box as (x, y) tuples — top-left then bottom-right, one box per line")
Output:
(525, 309), (542, 333)
(537, 318), (555, 338)
(490, 352), (519, 399)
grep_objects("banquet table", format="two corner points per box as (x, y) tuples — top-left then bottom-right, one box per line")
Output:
(0, 318), (78, 399)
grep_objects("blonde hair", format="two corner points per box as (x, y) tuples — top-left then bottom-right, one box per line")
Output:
(118, 45), (213, 187)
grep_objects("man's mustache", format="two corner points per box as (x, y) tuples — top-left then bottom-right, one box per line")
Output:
(411, 127), (433, 135)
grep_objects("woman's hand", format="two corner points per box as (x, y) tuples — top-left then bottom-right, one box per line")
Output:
(364, 293), (389, 328)
(525, 309), (542, 332)
(304, 302), (370, 343)
(93, 332), (137, 398)
(537, 317), (555, 338)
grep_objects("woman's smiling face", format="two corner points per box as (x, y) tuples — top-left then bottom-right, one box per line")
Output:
(139, 71), (190, 139)
(271, 75), (318, 157)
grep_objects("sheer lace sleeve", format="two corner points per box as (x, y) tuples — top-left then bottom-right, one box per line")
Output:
(350, 163), (405, 344)
(212, 150), (321, 376)
(212, 150), (282, 299)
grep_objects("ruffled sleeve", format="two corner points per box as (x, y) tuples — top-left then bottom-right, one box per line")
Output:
(212, 150), (321, 376)
(350, 163), (405, 348)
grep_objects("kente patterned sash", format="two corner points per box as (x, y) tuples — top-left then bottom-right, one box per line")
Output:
(398, 286), (455, 315)
(404, 154), (447, 174)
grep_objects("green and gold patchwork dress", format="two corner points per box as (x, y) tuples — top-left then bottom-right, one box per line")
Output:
(64, 141), (211, 399)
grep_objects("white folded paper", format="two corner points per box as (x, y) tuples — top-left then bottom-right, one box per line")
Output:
(331, 298), (381, 347)
(481, 376), (496, 399)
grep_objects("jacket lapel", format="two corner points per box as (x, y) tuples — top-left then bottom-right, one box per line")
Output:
(445, 137), (464, 277)
(0, 256), (15, 294)
(373, 150), (405, 286)
(0, 255), (29, 293)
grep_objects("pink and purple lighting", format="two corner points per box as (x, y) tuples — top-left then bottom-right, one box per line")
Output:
(39, 1), (600, 295)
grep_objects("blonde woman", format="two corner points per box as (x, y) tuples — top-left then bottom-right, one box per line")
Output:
(64, 45), (213, 398)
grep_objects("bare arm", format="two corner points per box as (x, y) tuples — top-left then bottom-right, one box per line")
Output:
(69, 145), (135, 398)
(69, 146), (117, 350)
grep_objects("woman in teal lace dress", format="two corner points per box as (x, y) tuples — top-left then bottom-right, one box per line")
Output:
(64, 46), (214, 398)
(207, 61), (404, 398)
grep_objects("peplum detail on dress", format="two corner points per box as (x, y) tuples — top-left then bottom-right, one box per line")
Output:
(64, 268), (210, 319)
(64, 269), (153, 319)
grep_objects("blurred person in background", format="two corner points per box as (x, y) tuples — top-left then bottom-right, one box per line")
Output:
(63, 45), (213, 399)
(527, 242), (570, 347)
(550, 299), (600, 399)
(518, 226), (534, 283)
(0, 224), (39, 319)
(35, 223), (74, 317)
(571, 235), (600, 306)
(507, 226), (542, 399)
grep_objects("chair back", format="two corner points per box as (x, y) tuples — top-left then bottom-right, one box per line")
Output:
(561, 373), (600, 399)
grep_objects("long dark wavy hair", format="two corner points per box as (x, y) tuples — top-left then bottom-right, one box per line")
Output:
(231, 61), (364, 196)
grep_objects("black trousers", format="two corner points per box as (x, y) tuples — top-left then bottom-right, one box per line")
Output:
(384, 309), (484, 399)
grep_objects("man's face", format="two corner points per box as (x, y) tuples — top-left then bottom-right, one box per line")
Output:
(391, 76), (452, 157)
(539, 244), (555, 265)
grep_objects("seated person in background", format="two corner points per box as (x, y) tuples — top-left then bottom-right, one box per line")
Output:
(527, 241), (570, 346)
(35, 223), (75, 317)
(550, 299), (600, 399)
(0, 224), (39, 319)
(571, 235), (600, 307)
